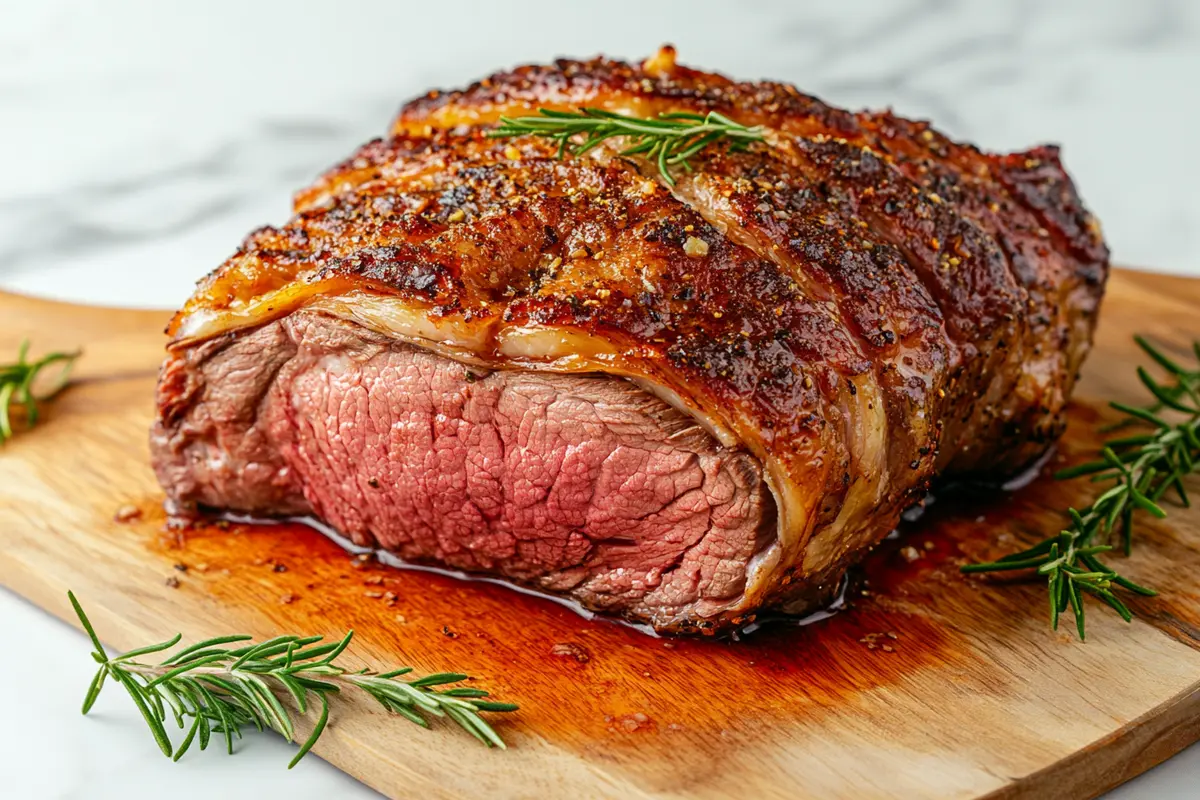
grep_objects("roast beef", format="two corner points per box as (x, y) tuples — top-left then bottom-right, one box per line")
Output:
(151, 47), (1108, 633)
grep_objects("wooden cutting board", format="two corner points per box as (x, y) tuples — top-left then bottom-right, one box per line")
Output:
(1, 268), (1198, 800)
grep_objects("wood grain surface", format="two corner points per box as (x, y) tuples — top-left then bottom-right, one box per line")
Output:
(1, 268), (1198, 799)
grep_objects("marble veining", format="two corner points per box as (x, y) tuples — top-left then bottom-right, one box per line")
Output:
(1, 1), (1197, 797)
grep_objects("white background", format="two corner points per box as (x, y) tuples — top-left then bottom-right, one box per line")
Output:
(2, 1), (1198, 797)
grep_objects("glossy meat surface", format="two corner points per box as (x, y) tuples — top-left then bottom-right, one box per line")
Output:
(156, 47), (1108, 630)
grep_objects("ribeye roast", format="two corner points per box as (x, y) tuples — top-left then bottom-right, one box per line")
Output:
(152, 47), (1108, 634)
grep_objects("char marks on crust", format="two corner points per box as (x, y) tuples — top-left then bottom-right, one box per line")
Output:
(851, 116), (1107, 467)
(667, 140), (952, 526)
(390, 49), (1107, 473)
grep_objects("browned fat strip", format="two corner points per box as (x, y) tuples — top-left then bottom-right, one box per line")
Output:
(837, 114), (1106, 465)
(762, 137), (1032, 477)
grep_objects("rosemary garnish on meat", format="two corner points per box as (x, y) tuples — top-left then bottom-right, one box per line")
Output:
(488, 108), (765, 185)
(69, 592), (517, 766)
(0, 340), (79, 444)
(963, 336), (1200, 640)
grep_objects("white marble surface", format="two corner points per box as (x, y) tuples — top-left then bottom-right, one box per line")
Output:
(2, 1), (1198, 797)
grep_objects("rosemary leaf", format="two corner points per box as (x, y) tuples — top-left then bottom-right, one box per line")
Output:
(0, 341), (81, 445)
(288, 694), (329, 769)
(488, 107), (766, 185)
(964, 336), (1200, 639)
(69, 593), (517, 766)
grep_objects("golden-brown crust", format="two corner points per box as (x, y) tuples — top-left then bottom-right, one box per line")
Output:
(164, 48), (1109, 624)
(391, 50), (1107, 469)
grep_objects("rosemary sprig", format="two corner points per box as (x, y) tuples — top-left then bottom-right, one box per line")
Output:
(488, 107), (765, 185)
(69, 592), (517, 766)
(963, 336), (1200, 640)
(0, 340), (80, 444)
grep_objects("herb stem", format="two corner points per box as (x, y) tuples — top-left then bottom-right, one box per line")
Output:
(963, 336), (1200, 639)
(69, 592), (517, 766)
(0, 341), (81, 444)
(487, 107), (765, 185)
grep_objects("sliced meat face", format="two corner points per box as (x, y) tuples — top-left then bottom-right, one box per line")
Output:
(153, 312), (775, 632)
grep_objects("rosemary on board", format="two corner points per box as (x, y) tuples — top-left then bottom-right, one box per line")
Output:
(963, 336), (1200, 640)
(0, 340), (80, 444)
(487, 108), (765, 185)
(69, 592), (518, 767)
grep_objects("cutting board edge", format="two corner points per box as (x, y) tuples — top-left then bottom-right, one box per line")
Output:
(981, 680), (1200, 800)
(2, 268), (1200, 799)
